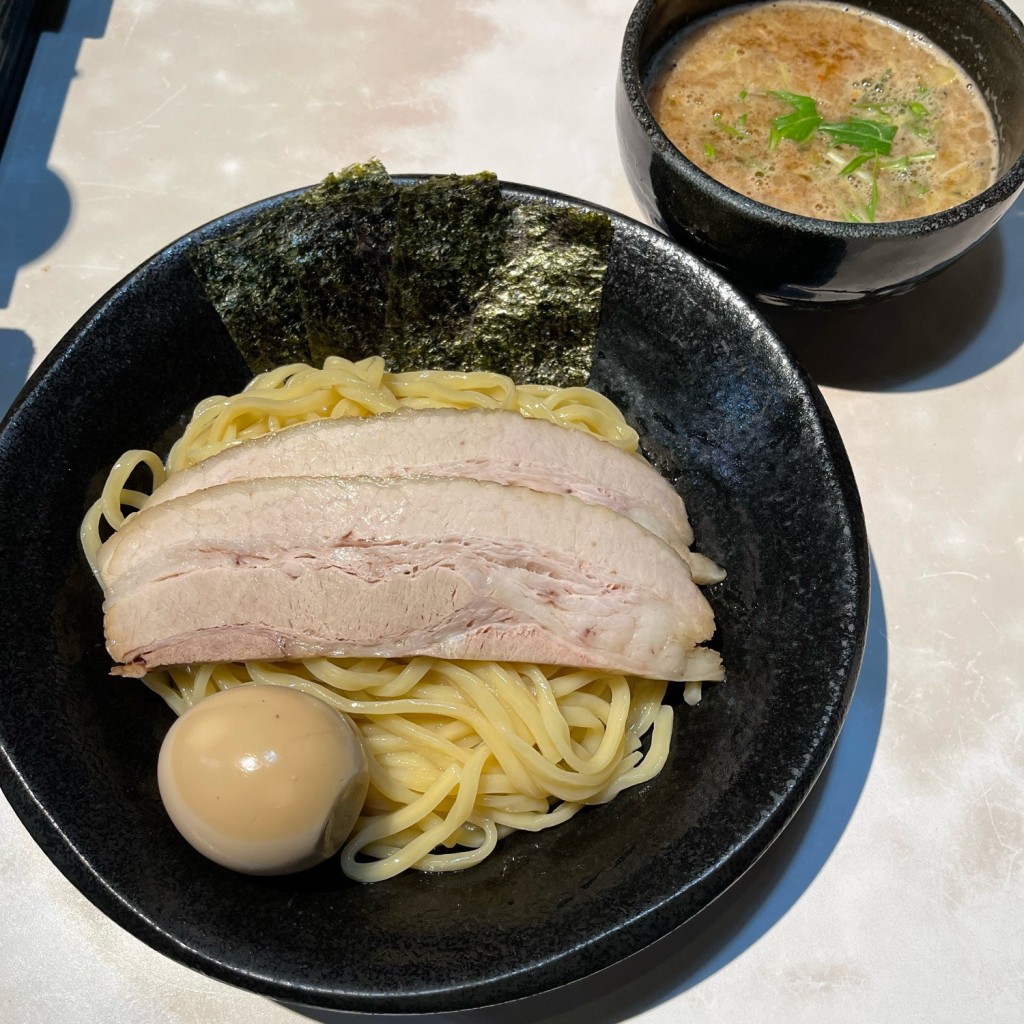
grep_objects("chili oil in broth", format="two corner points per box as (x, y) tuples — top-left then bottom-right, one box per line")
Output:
(645, 1), (999, 223)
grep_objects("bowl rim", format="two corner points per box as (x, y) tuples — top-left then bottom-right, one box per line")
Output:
(620, 0), (1024, 238)
(0, 176), (869, 1012)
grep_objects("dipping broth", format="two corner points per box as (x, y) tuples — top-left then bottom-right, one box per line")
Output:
(645, 0), (999, 223)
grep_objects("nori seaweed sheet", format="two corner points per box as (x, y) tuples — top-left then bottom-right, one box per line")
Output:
(189, 160), (398, 373)
(294, 162), (399, 366)
(383, 172), (509, 370)
(188, 206), (312, 373)
(189, 162), (613, 385)
(457, 201), (613, 386)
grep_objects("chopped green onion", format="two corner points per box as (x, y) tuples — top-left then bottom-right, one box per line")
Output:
(712, 112), (747, 138)
(839, 152), (876, 176)
(880, 155), (910, 172)
(863, 156), (881, 222)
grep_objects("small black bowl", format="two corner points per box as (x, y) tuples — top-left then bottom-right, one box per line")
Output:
(617, 0), (1024, 306)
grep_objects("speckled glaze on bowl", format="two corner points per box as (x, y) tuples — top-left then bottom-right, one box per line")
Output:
(617, 0), (1024, 306)
(0, 180), (867, 1012)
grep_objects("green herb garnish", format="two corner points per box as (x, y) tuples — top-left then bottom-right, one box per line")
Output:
(763, 87), (936, 223)
(768, 91), (822, 148)
(818, 118), (898, 154)
(768, 93), (896, 159)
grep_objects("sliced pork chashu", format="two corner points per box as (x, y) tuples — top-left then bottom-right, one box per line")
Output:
(148, 409), (724, 584)
(98, 476), (723, 681)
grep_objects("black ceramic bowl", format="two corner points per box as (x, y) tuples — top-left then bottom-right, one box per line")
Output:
(617, 0), (1024, 305)
(0, 180), (867, 1012)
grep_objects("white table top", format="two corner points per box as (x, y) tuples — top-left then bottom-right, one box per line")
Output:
(1, 2), (1022, 1021)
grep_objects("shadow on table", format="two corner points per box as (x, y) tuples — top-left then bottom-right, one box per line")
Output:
(283, 560), (888, 1024)
(0, 0), (113, 310)
(758, 203), (1024, 392)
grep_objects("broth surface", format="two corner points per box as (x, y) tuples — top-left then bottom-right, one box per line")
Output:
(646, 1), (999, 222)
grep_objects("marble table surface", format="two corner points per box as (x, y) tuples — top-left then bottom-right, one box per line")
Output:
(1, 1), (1022, 1021)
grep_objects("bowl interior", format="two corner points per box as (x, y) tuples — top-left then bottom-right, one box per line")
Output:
(0, 182), (867, 1012)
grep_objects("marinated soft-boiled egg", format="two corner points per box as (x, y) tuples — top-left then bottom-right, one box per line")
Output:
(158, 684), (369, 875)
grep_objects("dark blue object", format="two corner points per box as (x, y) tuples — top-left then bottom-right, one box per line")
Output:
(0, 1), (66, 156)
(617, 0), (1024, 305)
(0, 180), (867, 1012)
